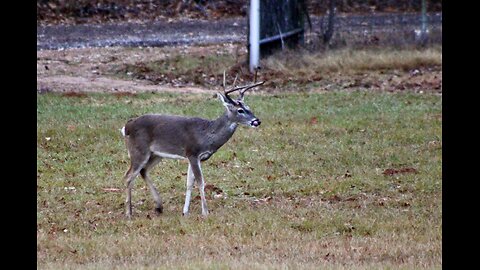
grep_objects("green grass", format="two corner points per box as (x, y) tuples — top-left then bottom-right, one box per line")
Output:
(37, 90), (441, 269)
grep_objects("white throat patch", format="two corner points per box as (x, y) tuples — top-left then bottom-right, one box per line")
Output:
(229, 123), (238, 131)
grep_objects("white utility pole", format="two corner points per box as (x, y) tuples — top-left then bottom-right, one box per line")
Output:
(249, 0), (260, 73)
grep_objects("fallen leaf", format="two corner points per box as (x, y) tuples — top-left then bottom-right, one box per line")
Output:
(328, 195), (342, 203)
(205, 184), (223, 194)
(253, 196), (272, 204)
(401, 202), (411, 207)
(383, 167), (418, 176)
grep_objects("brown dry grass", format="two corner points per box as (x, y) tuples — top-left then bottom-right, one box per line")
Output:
(265, 47), (441, 73)
(261, 46), (441, 88)
(38, 195), (441, 269)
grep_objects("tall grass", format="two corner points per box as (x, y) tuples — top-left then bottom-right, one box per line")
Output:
(262, 46), (442, 76)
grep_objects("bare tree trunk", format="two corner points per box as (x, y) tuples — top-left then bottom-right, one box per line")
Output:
(420, 0), (428, 46)
(323, 0), (336, 44)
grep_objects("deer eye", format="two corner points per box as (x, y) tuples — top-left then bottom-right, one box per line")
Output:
(237, 108), (245, 114)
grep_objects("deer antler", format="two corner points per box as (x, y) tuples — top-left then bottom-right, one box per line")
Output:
(223, 69), (264, 100)
(238, 81), (264, 100)
(239, 68), (263, 100)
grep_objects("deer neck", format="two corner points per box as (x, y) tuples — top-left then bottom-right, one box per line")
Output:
(206, 112), (237, 150)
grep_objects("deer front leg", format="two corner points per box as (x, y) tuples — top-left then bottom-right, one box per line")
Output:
(199, 177), (209, 216)
(182, 163), (195, 216)
(189, 158), (209, 216)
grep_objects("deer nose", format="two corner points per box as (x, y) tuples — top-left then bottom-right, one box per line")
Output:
(251, 118), (261, 127)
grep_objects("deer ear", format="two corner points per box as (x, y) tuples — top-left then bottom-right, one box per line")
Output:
(216, 93), (235, 108)
(216, 93), (227, 103)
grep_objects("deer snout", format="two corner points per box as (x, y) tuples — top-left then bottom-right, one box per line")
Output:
(251, 118), (261, 127)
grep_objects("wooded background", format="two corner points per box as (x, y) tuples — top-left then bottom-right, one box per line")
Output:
(37, 0), (442, 25)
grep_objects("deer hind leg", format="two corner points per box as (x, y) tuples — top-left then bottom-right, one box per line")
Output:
(182, 163), (195, 216)
(188, 158), (209, 216)
(140, 156), (163, 214)
(124, 154), (150, 218)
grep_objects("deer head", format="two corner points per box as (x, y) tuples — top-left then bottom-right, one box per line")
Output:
(216, 72), (264, 128)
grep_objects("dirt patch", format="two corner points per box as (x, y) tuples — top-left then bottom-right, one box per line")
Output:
(37, 45), (236, 94)
(37, 75), (211, 94)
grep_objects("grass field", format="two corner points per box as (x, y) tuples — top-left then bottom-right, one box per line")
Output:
(37, 89), (441, 269)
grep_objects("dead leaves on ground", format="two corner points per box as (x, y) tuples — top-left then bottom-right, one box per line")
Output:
(194, 183), (225, 200)
(382, 167), (418, 176)
(62, 91), (88, 98)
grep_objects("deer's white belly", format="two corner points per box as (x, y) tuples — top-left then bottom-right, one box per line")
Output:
(152, 151), (186, 160)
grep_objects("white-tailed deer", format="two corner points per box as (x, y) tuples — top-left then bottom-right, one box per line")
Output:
(121, 74), (264, 218)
